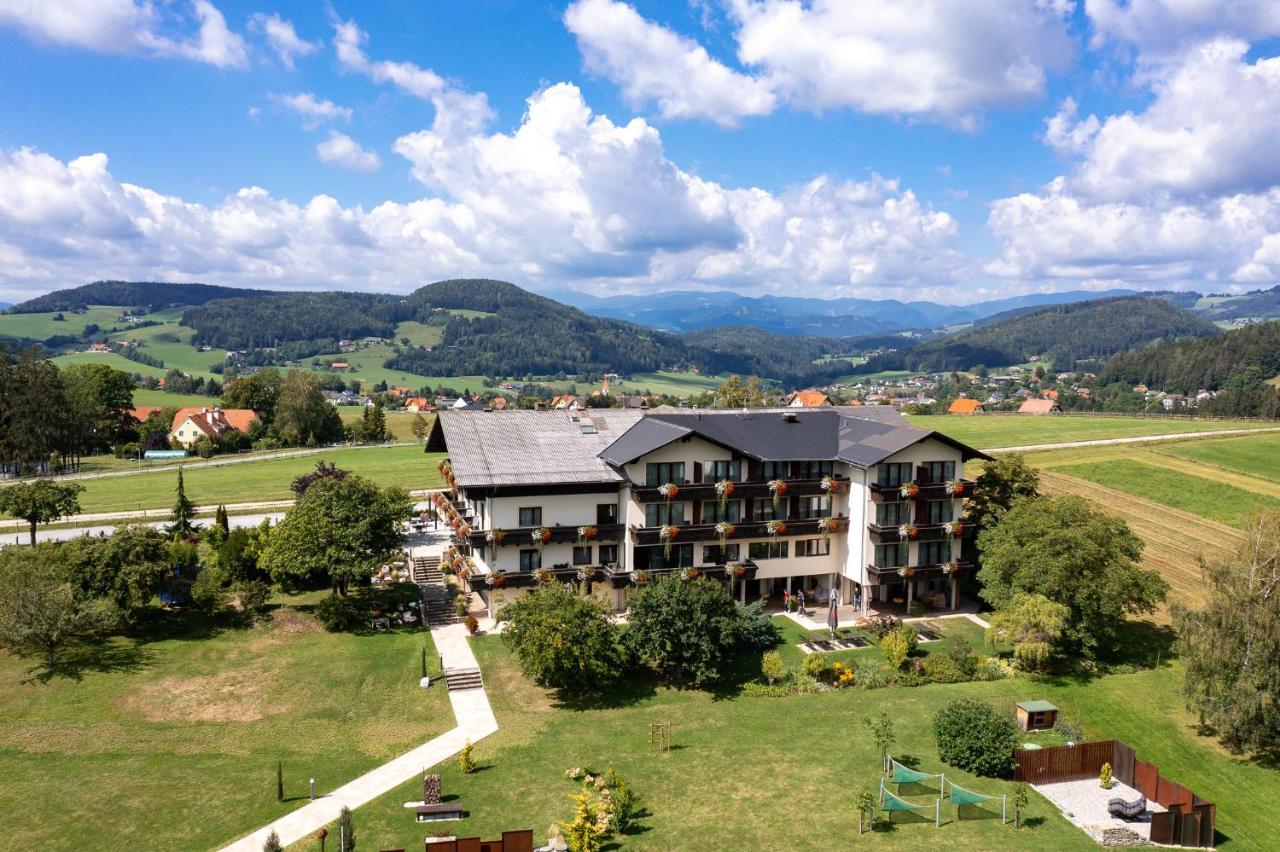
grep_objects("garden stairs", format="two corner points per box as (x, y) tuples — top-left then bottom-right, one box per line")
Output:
(414, 555), (459, 627)
(444, 666), (484, 691)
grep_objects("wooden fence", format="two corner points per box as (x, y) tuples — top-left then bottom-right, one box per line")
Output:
(412, 829), (534, 852)
(1013, 741), (1214, 848)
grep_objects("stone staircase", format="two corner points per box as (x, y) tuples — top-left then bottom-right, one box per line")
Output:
(412, 555), (443, 585)
(414, 554), (459, 627)
(444, 666), (484, 691)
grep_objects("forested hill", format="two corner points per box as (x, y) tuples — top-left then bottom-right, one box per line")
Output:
(1099, 319), (1280, 392)
(387, 279), (697, 376)
(184, 291), (404, 348)
(853, 296), (1219, 373)
(682, 326), (860, 385)
(10, 280), (277, 312)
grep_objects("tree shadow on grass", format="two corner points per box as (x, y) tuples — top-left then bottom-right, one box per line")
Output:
(551, 672), (659, 711)
(23, 636), (154, 684)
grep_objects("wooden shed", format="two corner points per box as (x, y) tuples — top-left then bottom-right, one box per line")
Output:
(1016, 700), (1058, 732)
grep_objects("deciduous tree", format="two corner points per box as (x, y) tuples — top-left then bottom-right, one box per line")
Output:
(967, 453), (1039, 530)
(500, 583), (624, 691)
(986, 592), (1070, 671)
(0, 480), (84, 545)
(1176, 510), (1280, 755)
(977, 495), (1167, 660)
(273, 369), (344, 446)
(0, 545), (119, 667)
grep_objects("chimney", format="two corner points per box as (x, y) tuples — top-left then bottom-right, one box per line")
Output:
(782, 412), (798, 423)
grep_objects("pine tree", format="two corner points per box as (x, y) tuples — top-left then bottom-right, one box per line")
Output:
(215, 504), (230, 536)
(168, 468), (196, 536)
(262, 830), (283, 852)
(338, 805), (356, 852)
(459, 739), (475, 774)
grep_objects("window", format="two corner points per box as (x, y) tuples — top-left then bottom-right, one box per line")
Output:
(573, 545), (592, 566)
(598, 544), (618, 566)
(645, 502), (685, 527)
(645, 462), (685, 486)
(798, 495), (832, 519)
(702, 544), (740, 564)
(519, 550), (541, 571)
(925, 500), (954, 524)
(919, 540), (950, 565)
(518, 506), (542, 527)
(797, 538), (830, 557)
(876, 502), (909, 526)
(703, 459), (741, 483)
(636, 544), (693, 568)
(702, 500), (741, 524)
(748, 540), (790, 560)
(920, 460), (956, 483)
(760, 461), (786, 481)
(877, 462), (913, 487)
(874, 543), (908, 568)
(753, 498), (788, 521)
(794, 460), (834, 480)
(596, 503), (617, 525)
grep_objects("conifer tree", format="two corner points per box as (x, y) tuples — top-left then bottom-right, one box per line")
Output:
(168, 468), (196, 536)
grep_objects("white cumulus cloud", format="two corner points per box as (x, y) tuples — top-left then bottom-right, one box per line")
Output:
(250, 12), (318, 70)
(564, 0), (1074, 128)
(1085, 0), (1280, 60)
(269, 92), (352, 129)
(315, 131), (380, 172)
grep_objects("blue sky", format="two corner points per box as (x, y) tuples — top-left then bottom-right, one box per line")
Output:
(1, 1), (1279, 305)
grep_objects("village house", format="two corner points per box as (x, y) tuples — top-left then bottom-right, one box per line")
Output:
(786, 389), (832, 408)
(947, 398), (984, 415)
(1017, 398), (1060, 415)
(429, 406), (985, 614)
(168, 407), (257, 447)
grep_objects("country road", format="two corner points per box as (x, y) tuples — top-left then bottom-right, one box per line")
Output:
(984, 425), (1280, 454)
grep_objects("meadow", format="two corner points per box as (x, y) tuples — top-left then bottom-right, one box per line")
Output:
(0, 597), (453, 852)
(62, 446), (445, 514)
(1159, 432), (1280, 482)
(292, 631), (1278, 851)
(0, 305), (135, 339)
(908, 413), (1276, 449)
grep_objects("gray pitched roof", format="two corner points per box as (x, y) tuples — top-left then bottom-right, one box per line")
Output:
(438, 409), (644, 487)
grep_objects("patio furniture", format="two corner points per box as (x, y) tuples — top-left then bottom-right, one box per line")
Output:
(1107, 795), (1147, 820)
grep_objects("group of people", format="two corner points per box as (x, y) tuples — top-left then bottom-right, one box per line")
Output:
(782, 584), (864, 616)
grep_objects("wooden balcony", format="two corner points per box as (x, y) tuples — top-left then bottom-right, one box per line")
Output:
(630, 516), (842, 545)
(867, 520), (968, 544)
(866, 560), (973, 580)
(631, 476), (847, 504)
(868, 479), (975, 503)
(466, 523), (625, 550)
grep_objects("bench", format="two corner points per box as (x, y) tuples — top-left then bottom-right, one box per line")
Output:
(416, 802), (464, 822)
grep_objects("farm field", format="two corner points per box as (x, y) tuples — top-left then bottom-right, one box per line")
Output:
(1054, 458), (1279, 529)
(60, 446), (445, 514)
(0, 305), (136, 339)
(295, 635), (1279, 851)
(52, 349), (168, 379)
(130, 387), (221, 409)
(338, 408), (433, 442)
(909, 414), (1277, 449)
(107, 318), (229, 379)
(1158, 432), (1280, 482)
(0, 598), (453, 852)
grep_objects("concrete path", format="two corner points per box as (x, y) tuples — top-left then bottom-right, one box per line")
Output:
(984, 425), (1280, 454)
(220, 619), (496, 850)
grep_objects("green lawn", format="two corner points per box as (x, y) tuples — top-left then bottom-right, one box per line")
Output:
(338, 409), (433, 442)
(64, 446), (445, 513)
(52, 349), (169, 379)
(131, 387), (222, 409)
(108, 319), (229, 379)
(1056, 458), (1279, 528)
(610, 370), (726, 397)
(304, 632), (1280, 851)
(771, 614), (988, 669)
(908, 414), (1277, 450)
(0, 599), (453, 852)
(1160, 432), (1280, 482)
(393, 320), (445, 348)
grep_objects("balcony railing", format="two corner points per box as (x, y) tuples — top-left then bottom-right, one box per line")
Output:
(868, 479), (974, 503)
(466, 523), (625, 550)
(867, 519), (970, 544)
(630, 516), (843, 546)
(631, 475), (847, 504)
(866, 560), (973, 580)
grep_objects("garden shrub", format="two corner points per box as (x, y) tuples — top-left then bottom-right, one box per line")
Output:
(741, 681), (795, 698)
(315, 594), (365, 631)
(933, 698), (1020, 777)
(760, 650), (786, 685)
(854, 661), (893, 689)
(802, 651), (832, 681)
(922, 653), (967, 683)
(190, 566), (227, 614)
(865, 614), (902, 638)
(233, 580), (271, 615)
(880, 629), (912, 669)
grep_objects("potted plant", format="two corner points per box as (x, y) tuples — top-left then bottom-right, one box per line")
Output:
(658, 482), (679, 502)
(817, 516), (839, 540)
(536, 567), (554, 584)
(576, 525), (598, 543)
(899, 481), (920, 498)
(632, 570), (650, 585)
(486, 569), (507, 588)
(941, 560), (958, 574)
(819, 474), (840, 493)
(897, 522), (918, 539)
(486, 528), (506, 547)
(768, 479), (788, 509)
(944, 479), (966, 496)
(681, 567), (700, 581)
(659, 524), (680, 558)
(714, 521), (735, 548)
(532, 526), (552, 554)
(728, 563), (747, 578)
(943, 520), (964, 537)
(715, 479), (735, 509)
(464, 614), (479, 635)
(765, 519), (787, 536)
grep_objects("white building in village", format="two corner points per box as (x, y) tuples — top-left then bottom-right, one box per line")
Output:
(427, 406), (986, 613)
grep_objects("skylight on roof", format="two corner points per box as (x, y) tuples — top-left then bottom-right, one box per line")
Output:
(580, 423), (598, 434)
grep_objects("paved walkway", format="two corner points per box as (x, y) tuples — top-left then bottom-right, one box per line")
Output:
(220, 618), (496, 850)
(780, 607), (989, 633)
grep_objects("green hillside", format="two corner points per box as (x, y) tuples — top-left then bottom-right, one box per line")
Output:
(10, 280), (275, 313)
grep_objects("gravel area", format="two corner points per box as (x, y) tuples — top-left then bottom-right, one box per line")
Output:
(1034, 778), (1165, 841)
